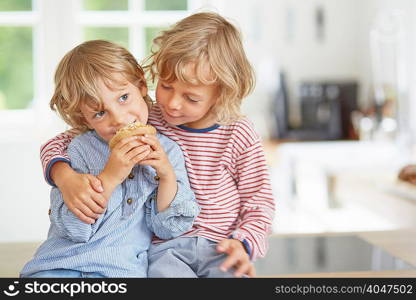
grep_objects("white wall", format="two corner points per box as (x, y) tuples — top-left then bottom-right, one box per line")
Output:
(276, 0), (361, 126)
(0, 140), (50, 242)
(0, 0), (82, 243)
(217, 0), (416, 139)
(223, 0), (363, 135)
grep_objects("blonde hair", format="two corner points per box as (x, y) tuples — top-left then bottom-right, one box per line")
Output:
(146, 12), (255, 124)
(50, 40), (152, 132)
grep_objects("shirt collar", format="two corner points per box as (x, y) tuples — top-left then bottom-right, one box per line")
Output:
(176, 124), (220, 133)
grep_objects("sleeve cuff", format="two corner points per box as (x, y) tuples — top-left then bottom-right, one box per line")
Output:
(228, 234), (252, 259)
(45, 158), (71, 187)
(145, 188), (199, 240)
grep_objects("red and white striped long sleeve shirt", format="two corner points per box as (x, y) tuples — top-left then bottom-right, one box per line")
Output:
(40, 104), (276, 260)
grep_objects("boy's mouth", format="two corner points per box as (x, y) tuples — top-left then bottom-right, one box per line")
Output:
(164, 110), (182, 119)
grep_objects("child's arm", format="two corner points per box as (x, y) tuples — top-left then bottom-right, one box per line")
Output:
(217, 136), (275, 277)
(51, 162), (106, 223)
(230, 141), (275, 259)
(41, 130), (107, 224)
(97, 136), (152, 200)
(49, 189), (104, 243)
(49, 140), (107, 242)
(141, 134), (199, 240)
(50, 135), (152, 242)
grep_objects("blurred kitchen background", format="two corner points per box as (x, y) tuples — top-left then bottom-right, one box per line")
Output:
(2, 0), (416, 263)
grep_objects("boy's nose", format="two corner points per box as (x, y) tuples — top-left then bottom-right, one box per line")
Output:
(111, 114), (124, 127)
(167, 96), (182, 110)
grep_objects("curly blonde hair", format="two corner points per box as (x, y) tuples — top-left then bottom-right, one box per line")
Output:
(145, 12), (255, 124)
(50, 40), (152, 132)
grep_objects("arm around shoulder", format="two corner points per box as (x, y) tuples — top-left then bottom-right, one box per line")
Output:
(48, 136), (104, 242)
(40, 129), (80, 186)
(49, 188), (95, 243)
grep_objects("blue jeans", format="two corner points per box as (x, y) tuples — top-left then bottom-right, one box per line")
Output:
(148, 236), (236, 278)
(24, 269), (106, 278)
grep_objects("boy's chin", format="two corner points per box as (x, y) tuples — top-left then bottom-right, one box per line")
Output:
(164, 116), (185, 126)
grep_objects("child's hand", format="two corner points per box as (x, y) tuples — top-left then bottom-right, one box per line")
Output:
(55, 169), (107, 224)
(101, 136), (151, 187)
(137, 135), (175, 179)
(217, 238), (256, 278)
(398, 165), (416, 184)
(137, 135), (177, 212)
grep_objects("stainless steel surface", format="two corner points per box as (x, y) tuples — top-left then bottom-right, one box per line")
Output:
(255, 235), (414, 276)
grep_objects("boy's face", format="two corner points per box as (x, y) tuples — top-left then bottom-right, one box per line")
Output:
(80, 74), (149, 142)
(155, 64), (218, 129)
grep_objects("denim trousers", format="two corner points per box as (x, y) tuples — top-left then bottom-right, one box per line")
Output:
(24, 269), (106, 278)
(148, 236), (236, 278)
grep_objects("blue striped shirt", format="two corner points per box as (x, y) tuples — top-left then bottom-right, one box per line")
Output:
(20, 130), (199, 277)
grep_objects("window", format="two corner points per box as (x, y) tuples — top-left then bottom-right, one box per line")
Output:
(0, 0), (205, 131)
(0, 0), (32, 11)
(144, 26), (166, 55)
(80, 0), (195, 63)
(84, 27), (129, 49)
(145, 0), (188, 11)
(83, 0), (129, 11)
(0, 0), (34, 110)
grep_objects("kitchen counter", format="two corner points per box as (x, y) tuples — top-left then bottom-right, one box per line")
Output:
(1, 229), (415, 277)
(256, 229), (416, 277)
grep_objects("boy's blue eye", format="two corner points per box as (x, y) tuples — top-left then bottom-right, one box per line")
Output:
(94, 111), (105, 118)
(119, 94), (128, 102)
